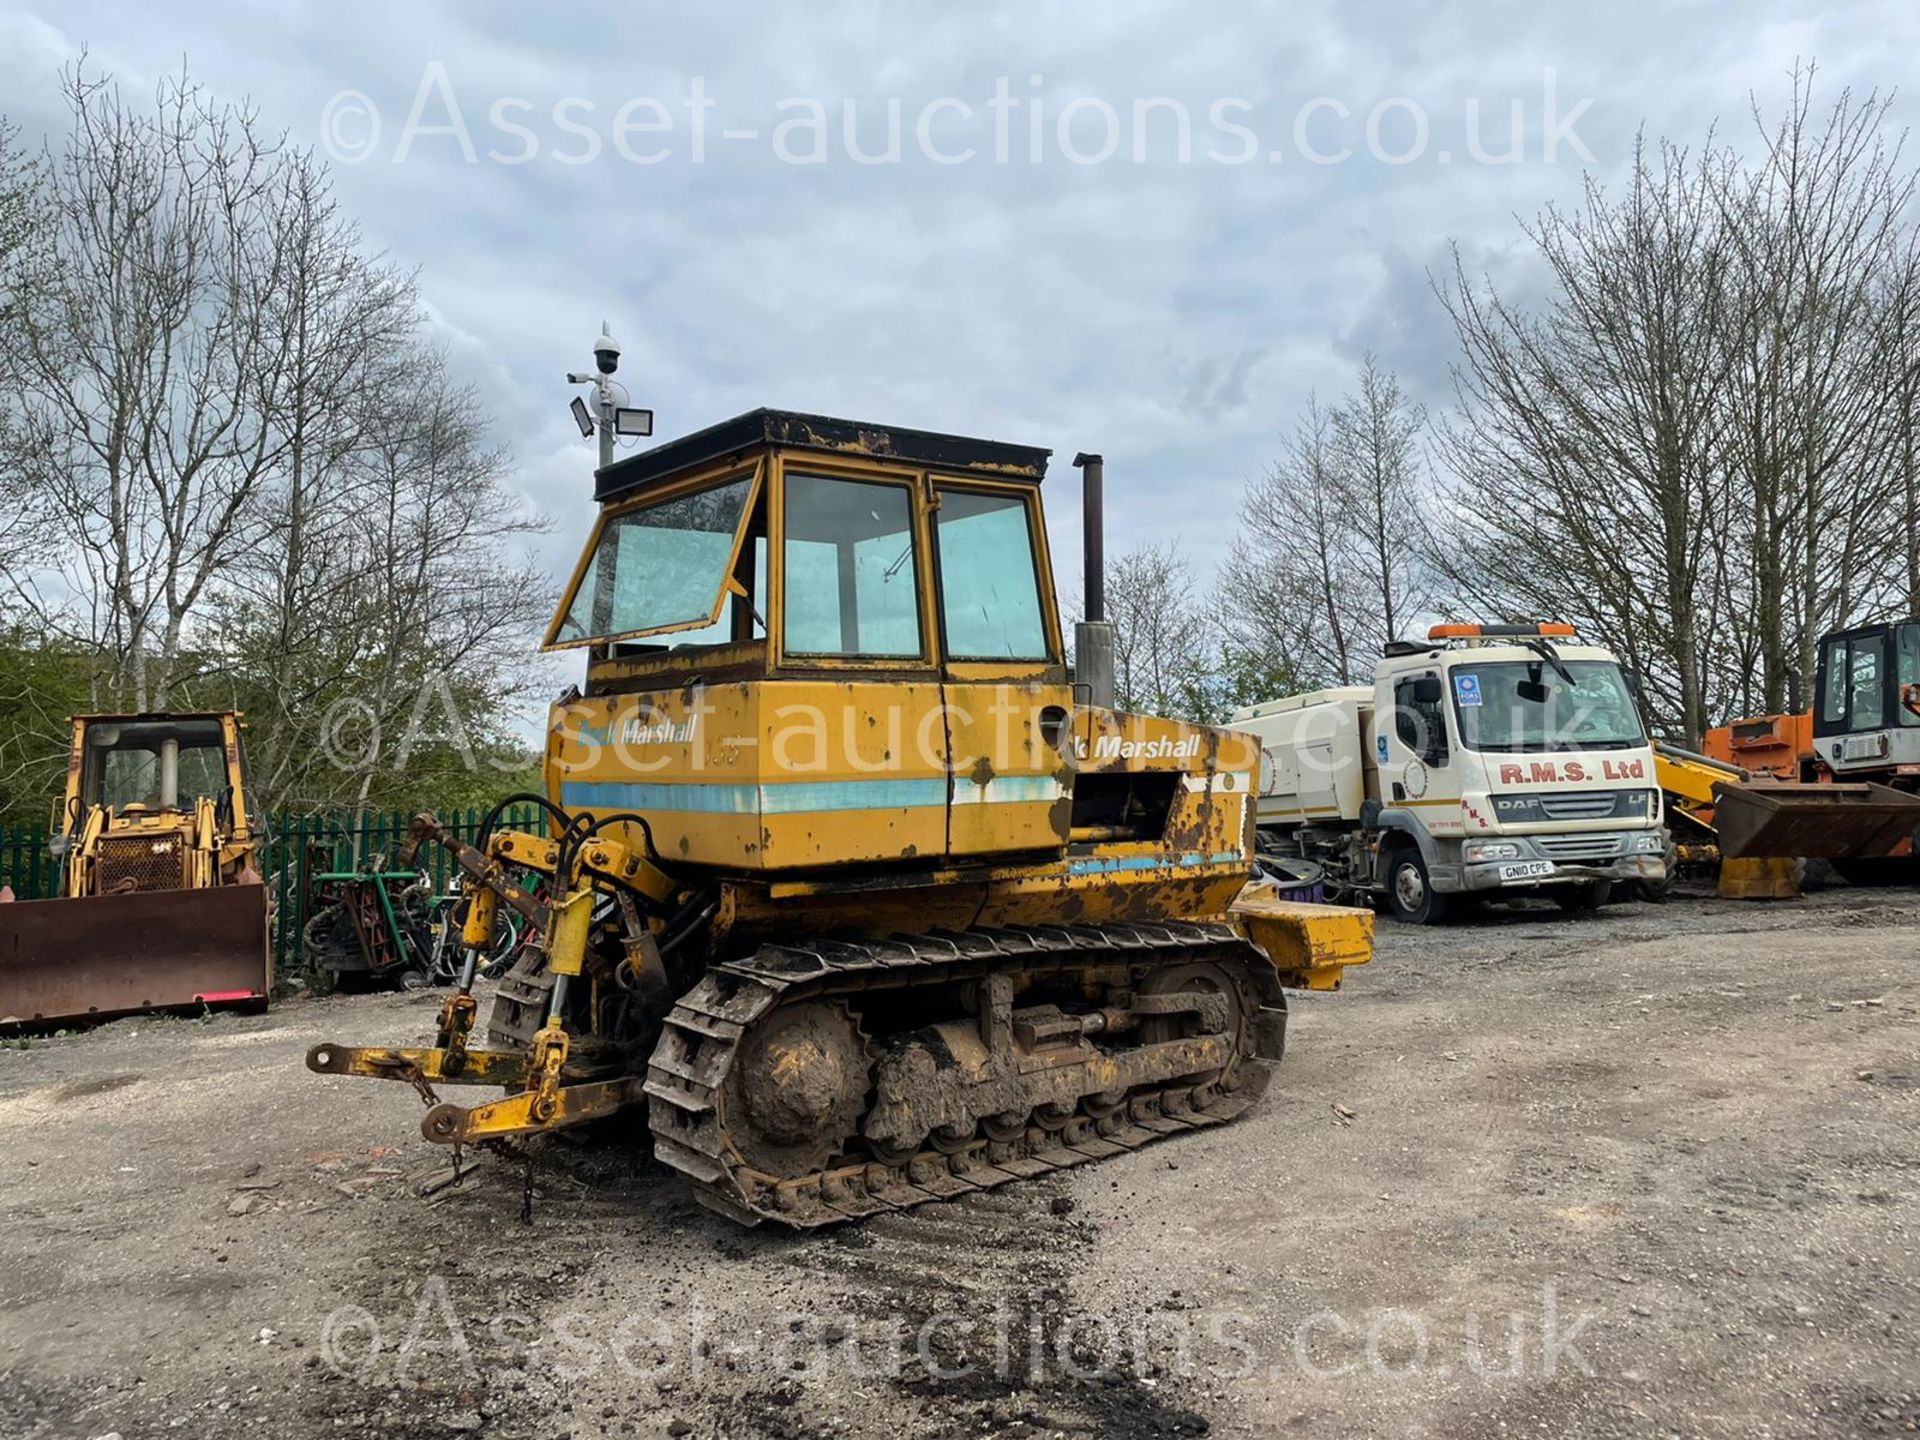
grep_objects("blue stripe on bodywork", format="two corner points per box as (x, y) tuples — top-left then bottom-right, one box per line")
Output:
(1066, 850), (1243, 876)
(561, 777), (951, 815)
(952, 774), (1067, 803)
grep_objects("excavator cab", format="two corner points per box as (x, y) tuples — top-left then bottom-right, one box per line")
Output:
(1811, 622), (1920, 768)
(0, 712), (270, 1028)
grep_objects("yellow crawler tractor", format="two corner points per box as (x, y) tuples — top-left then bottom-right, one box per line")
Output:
(0, 712), (271, 1027)
(308, 409), (1373, 1226)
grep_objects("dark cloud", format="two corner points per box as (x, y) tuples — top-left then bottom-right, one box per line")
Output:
(3, 0), (1916, 723)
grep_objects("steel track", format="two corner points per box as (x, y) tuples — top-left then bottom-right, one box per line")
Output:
(643, 920), (1288, 1227)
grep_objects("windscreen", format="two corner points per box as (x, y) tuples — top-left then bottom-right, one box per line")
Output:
(85, 719), (228, 810)
(549, 475), (755, 648)
(1448, 659), (1645, 752)
(782, 473), (923, 657)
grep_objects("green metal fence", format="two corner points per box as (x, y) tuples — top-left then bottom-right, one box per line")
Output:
(0, 804), (544, 978)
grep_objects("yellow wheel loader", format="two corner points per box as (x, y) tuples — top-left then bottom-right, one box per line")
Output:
(308, 407), (1373, 1227)
(0, 712), (271, 1028)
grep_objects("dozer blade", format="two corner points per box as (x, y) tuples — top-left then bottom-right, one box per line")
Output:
(1711, 781), (1920, 860)
(0, 885), (270, 1029)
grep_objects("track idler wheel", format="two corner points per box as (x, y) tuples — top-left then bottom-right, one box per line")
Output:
(720, 999), (870, 1178)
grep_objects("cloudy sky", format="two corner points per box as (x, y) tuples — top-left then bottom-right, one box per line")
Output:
(3, 0), (1916, 713)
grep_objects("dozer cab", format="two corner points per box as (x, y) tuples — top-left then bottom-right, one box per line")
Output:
(0, 712), (271, 1028)
(308, 404), (1373, 1227)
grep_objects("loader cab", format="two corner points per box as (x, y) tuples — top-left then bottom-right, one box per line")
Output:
(56, 711), (257, 899)
(66, 714), (250, 831)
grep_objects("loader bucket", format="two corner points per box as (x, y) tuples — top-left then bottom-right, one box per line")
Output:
(0, 884), (270, 1030)
(1710, 781), (1920, 861)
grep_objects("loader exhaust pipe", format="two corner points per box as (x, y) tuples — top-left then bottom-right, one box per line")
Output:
(1072, 451), (1116, 710)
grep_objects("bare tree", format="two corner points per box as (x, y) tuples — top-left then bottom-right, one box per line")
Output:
(213, 365), (553, 815)
(1220, 360), (1437, 697)
(1432, 71), (1920, 739)
(1715, 67), (1917, 710)
(1433, 132), (1739, 743)
(1104, 540), (1210, 717)
(0, 120), (51, 584)
(1888, 225), (1920, 619)
(248, 149), (420, 757)
(3, 64), (302, 710)
(1226, 398), (1368, 684)
(0, 63), (552, 821)
(1329, 355), (1434, 657)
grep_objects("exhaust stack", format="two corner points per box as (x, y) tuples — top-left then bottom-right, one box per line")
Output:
(1072, 451), (1115, 710)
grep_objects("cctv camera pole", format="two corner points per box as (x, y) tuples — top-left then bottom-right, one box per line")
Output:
(568, 321), (625, 470)
(594, 374), (616, 470)
(593, 322), (618, 470)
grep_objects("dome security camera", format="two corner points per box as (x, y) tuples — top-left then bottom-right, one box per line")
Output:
(593, 326), (621, 376)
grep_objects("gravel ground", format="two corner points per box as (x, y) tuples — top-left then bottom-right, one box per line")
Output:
(2, 886), (1915, 1439)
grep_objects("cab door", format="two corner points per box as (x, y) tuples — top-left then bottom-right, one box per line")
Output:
(1384, 670), (1462, 833)
(927, 480), (1074, 857)
(763, 459), (949, 866)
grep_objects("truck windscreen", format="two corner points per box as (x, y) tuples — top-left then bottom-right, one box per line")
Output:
(1448, 660), (1645, 753)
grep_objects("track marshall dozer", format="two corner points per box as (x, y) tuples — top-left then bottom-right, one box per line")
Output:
(308, 402), (1373, 1227)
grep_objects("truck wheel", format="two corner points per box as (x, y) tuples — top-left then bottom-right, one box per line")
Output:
(1554, 880), (1612, 912)
(1632, 871), (1673, 903)
(1387, 851), (1449, 925)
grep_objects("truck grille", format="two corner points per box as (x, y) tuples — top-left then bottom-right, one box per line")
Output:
(1537, 834), (1624, 862)
(95, 834), (188, 893)
(1539, 793), (1622, 821)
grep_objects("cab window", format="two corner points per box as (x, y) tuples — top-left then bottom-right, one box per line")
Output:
(933, 487), (1050, 661)
(1393, 675), (1450, 767)
(1899, 625), (1920, 727)
(86, 719), (228, 810)
(550, 474), (756, 648)
(1820, 636), (1850, 724)
(782, 473), (924, 658)
(1844, 634), (1888, 730)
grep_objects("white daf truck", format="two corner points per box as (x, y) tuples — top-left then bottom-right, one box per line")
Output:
(1232, 623), (1669, 923)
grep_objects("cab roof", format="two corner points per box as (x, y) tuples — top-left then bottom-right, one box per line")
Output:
(593, 408), (1052, 503)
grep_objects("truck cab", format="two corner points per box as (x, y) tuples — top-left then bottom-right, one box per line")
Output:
(1235, 623), (1668, 922)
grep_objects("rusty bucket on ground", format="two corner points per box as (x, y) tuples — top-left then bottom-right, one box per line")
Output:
(1711, 781), (1920, 861)
(0, 884), (270, 1030)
